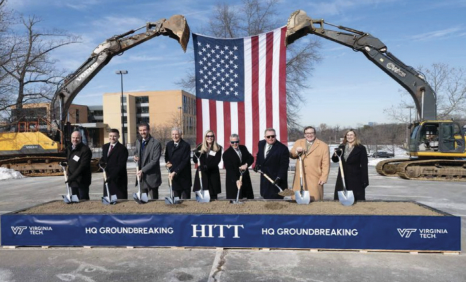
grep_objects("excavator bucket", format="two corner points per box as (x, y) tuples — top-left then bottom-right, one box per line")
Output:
(285, 10), (313, 46)
(162, 15), (190, 52)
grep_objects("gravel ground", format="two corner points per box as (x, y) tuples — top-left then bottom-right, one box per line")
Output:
(17, 200), (444, 216)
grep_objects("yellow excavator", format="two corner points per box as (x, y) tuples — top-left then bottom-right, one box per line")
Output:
(286, 10), (466, 181)
(0, 15), (190, 176)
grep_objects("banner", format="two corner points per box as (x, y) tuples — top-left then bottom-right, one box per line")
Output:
(2, 213), (460, 251)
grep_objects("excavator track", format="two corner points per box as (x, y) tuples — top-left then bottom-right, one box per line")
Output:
(396, 159), (466, 181)
(0, 156), (100, 177)
(375, 158), (409, 176)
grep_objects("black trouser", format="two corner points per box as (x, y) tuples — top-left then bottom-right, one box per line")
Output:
(173, 189), (191, 199)
(142, 187), (159, 200)
(71, 186), (90, 200)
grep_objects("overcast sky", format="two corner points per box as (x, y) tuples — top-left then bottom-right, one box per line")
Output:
(8, 0), (466, 127)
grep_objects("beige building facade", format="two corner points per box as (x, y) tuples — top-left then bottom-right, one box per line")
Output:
(103, 90), (196, 146)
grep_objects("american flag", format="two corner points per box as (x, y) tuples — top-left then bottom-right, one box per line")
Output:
(193, 27), (288, 160)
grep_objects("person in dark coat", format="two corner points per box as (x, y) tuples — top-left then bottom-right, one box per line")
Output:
(165, 128), (192, 199)
(222, 133), (255, 199)
(66, 130), (92, 200)
(254, 128), (289, 199)
(192, 130), (222, 200)
(134, 123), (162, 199)
(100, 129), (128, 199)
(332, 129), (369, 201)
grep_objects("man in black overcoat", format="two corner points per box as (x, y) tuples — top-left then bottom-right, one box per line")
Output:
(100, 129), (128, 199)
(165, 128), (192, 199)
(223, 133), (255, 199)
(66, 130), (92, 200)
(255, 128), (289, 199)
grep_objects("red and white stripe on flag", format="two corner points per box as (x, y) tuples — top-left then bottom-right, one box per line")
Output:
(195, 27), (287, 161)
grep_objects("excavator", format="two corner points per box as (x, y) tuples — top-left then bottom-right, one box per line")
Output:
(0, 15), (190, 176)
(286, 10), (466, 181)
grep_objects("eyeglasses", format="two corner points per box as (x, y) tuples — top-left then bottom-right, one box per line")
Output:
(206, 135), (214, 138)
(266, 135), (276, 139)
(230, 141), (239, 144)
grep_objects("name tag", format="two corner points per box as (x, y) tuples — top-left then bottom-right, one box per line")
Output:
(209, 150), (216, 156)
(73, 155), (80, 162)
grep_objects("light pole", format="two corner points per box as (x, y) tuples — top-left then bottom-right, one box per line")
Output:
(178, 106), (182, 133)
(116, 70), (128, 146)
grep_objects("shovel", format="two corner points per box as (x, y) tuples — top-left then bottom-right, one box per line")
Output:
(256, 169), (294, 197)
(194, 152), (211, 203)
(60, 162), (79, 204)
(295, 153), (310, 204)
(230, 169), (244, 204)
(99, 163), (117, 205)
(133, 165), (148, 204)
(165, 167), (181, 204)
(335, 149), (355, 206)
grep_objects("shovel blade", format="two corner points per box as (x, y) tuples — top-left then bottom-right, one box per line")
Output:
(110, 195), (118, 204)
(71, 195), (79, 203)
(133, 192), (148, 204)
(62, 195), (72, 204)
(229, 200), (244, 204)
(166, 196), (181, 205)
(338, 190), (355, 206)
(278, 188), (295, 197)
(294, 190), (310, 205)
(195, 190), (210, 203)
(102, 196), (111, 205)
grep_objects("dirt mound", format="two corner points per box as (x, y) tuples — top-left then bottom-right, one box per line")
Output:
(16, 200), (443, 216)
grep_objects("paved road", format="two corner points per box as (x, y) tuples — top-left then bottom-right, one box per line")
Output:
(0, 162), (465, 282)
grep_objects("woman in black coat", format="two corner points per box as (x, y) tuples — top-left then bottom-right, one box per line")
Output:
(192, 130), (222, 200)
(332, 129), (369, 201)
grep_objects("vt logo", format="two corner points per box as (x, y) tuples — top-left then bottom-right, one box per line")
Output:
(397, 228), (417, 238)
(11, 226), (27, 235)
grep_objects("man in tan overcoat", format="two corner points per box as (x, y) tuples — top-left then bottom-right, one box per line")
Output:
(290, 126), (330, 201)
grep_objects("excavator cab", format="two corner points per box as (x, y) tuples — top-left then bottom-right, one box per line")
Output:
(410, 121), (465, 157)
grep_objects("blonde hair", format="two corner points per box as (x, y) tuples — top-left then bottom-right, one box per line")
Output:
(342, 129), (362, 146)
(200, 130), (222, 153)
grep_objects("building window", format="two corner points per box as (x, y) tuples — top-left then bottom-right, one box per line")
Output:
(76, 109), (80, 123)
(136, 96), (148, 104)
(136, 117), (150, 125)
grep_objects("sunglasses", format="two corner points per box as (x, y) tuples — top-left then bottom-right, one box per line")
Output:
(206, 135), (214, 138)
(266, 135), (276, 139)
(230, 141), (239, 144)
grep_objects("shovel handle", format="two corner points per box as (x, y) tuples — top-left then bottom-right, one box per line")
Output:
(337, 155), (347, 192)
(298, 154), (306, 192)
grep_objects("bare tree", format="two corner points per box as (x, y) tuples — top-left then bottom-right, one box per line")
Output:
(0, 14), (80, 117)
(177, 0), (322, 128)
(384, 63), (466, 122)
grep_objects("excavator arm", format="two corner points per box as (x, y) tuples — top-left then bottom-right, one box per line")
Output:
(285, 10), (437, 121)
(50, 14), (190, 126)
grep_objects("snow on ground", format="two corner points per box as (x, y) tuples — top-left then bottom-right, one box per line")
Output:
(0, 167), (24, 180)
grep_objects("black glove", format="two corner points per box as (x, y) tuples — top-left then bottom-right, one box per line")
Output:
(253, 165), (260, 173)
(274, 177), (281, 186)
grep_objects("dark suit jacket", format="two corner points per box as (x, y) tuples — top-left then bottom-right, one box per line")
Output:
(66, 142), (92, 188)
(100, 142), (128, 199)
(332, 144), (369, 201)
(255, 140), (289, 199)
(164, 139), (192, 192)
(222, 145), (254, 199)
(134, 135), (162, 189)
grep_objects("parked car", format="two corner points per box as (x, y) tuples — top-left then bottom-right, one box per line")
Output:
(372, 151), (394, 158)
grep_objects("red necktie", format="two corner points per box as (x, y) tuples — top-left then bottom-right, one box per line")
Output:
(108, 144), (114, 156)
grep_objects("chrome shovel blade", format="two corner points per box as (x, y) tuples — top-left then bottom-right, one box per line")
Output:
(338, 190), (355, 206)
(195, 190), (210, 203)
(133, 192), (148, 204)
(294, 190), (310, 205)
